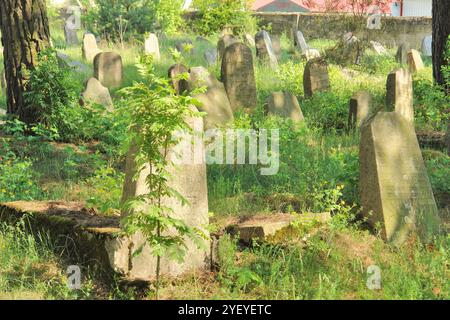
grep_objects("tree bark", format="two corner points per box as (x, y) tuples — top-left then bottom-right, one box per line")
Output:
(432, 0), (450, 90)
(0, 0), (51, 123)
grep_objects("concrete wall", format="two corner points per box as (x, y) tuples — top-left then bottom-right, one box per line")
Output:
(255, 12), (432, 49)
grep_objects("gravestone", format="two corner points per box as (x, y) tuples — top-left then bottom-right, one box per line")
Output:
(396, 43), (410, 65)
(168, 64), (189, 95)
(295, 30), (308, 53)
(360, 112), (441, 246)
(407, 49), (424, 73)
(57, 52), (89, 73)
(370, 41), (387, 55)
(265, 92), (304, 122)
(217, 35), (239, 63)
(221, 43), (257, 111)
(255, 31), (278, 68)
(187, 67), (234, 129)
(204, 49), (218, 67)
(421, 35), (432, 57)
(82, 77), (113, 110)
(82, 33), (101, 63)
(348, 91), (373, 129)
(303, 58), (330, 97)
(121, 110), (210, 278)
(144, 33), (160, 60)
(94, 52), (123, 89)
(64, 23), (79, 46)
(342, 32), (361, 64)
(0, 69), (6, 95)
(386, 68), (414, 123)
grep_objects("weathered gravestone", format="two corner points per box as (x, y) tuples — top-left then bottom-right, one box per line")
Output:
(217, 34), (239, 63)
(121, 111), (210, 278)
(348, 91), (373, 129)
(204, 49), (218, 67)
(57, 52), (89, 73)
(421, 35), (432, 57)
(294, 30), (308, 53)
(168, 64), (189, 95)
(94, 52), (123, 89)
(255, 31), (278, 68)
(360, 112), (441, 246)
(64, 23), (79, 46)
(221, 43), (257, 111)
(82, 77), (113, 110)
(407, 49), (424, 73)
(386, 68), (414, 123)
(82, 33), (101, 63)
(265, 92), (304, 122)
(144, 33), (160, 60)
(396, 43), (410, 65)
(187, 67), (234, 129)
(303, 58), (330, 97)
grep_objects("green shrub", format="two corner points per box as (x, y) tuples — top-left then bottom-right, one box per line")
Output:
(192, 0), (257, 36)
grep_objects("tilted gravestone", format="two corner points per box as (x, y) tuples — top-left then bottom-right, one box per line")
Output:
(348, 91), (373, 129)
(303, 57), (330, 97)
(187, 67), (234, 129)
(64, 23), (79, 46)
(121, 110), (210, 278)
(265, 92), (304, 122)
(407, 49), (424, 73)
(386, 68), (414, 123)
(168, 64), (189, 95)
(94, 52), (123, 89)
(82, 77), (113, 110)
(144, 33), (160, 60)
(204, 49), (218, 67)
(255, 31), (278, 69)
(421, 35), (432, 57)
(295, 30), (309, 53)
(82, 33), (101, 63)
(396, 43), (410, 65)
(217, 34), (239, 63)
(360, 112), (441, 246)
(221, 43), (257, 111)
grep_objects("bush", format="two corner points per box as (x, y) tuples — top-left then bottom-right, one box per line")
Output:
(192, 0), (257, 36)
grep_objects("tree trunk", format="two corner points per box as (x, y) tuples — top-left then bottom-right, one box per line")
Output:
(432, 0), (450, 90)
(0, 0), (51, 123)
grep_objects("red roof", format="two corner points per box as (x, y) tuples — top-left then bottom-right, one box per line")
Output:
(252, 0), (394, 14)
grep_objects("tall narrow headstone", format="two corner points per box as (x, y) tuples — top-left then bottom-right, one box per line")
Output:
(386, 68), (414, 123)
(82, 77), (113, 110)
(217, 35), (239, 63)
(348, 91), (373, 129)
(144, 33), (160, 60)
(266, 92), (304, 122)
(94, 52), (123, 89)
(396, 43), (410, 65)
(82, 33), (101, 63)
(295, 30), (308, 53)
(421, 35), (432, 57)
(360, 112), (441, 245)
(407, 49), (424, 73)
(255, 31), (278, 68)
(221, 43), (257, 111)
(64, 23), (79, 46)
(187, 67), (234, 129)
(168, 64), (189, 95)
(121, 110), (210, 278)
(303, 58), (330, 97)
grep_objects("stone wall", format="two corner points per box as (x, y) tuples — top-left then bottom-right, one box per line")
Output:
(255, 12), (432, 49)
